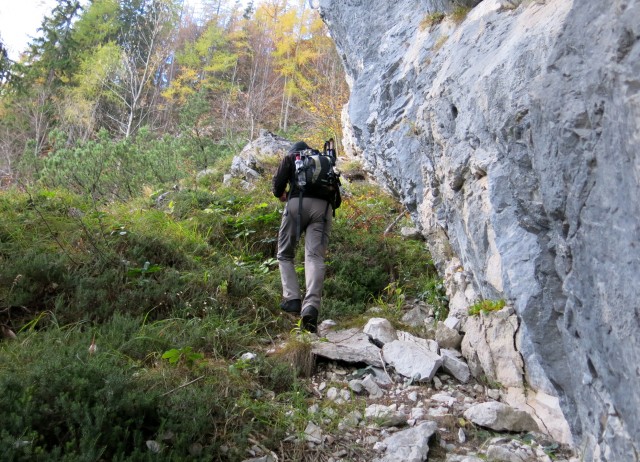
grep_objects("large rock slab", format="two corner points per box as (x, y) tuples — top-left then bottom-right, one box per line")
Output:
(382, 339), (442, 381)
(397, 331), (439, 354)
(312, 328), (383, 367)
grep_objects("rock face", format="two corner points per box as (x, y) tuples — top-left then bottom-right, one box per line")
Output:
(316, 0), (640, 459)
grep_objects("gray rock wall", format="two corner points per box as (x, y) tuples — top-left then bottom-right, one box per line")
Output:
(316, 0), (640, 459)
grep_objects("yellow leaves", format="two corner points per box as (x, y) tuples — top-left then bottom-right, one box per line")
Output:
(162, 69), (198, 104)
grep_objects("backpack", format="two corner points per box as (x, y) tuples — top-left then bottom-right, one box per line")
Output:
(293, 148), (338, 193)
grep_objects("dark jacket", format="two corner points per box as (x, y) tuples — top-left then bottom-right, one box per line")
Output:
(272, 151), (341, 209)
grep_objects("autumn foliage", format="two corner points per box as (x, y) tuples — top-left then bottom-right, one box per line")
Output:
(0, 0), (349, 183)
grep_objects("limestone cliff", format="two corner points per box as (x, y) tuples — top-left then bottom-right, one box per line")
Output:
(316, 0), (640, 459)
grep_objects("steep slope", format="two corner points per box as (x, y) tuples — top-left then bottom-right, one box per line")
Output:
(316, 0), (640, 459)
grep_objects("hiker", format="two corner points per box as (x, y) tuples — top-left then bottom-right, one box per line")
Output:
(272, 140), (341, 333)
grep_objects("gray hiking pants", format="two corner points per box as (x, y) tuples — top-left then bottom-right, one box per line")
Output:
(277, 196), (333, 312)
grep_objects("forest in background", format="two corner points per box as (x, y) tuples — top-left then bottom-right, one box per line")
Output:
(0, 0), (348, 191)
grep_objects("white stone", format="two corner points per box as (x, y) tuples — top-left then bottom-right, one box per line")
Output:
(326, 387), (339, 401)
(362, 374), (385, 399)
(349, 379), (363, 393)
(382, 340), (442, 381)
(436, 321), (463, 350)
(303, 421), (323, 444)
(411, 407), (425, 421)
(463, 402), (539, 432)
(444, 317), (461, 331)
(312, 328), (383, 367)
(372, 421), (438, 462)
(365, 404), (408, 427)
(440, 349), (471, 383)
(430, 393), (456, 406)
(364, 317), (398, 345)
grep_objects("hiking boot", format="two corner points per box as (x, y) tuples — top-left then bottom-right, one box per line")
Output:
(300, 306), (318, 333)
(280, 299), (301, 315)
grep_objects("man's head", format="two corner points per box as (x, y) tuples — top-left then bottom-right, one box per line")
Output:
(289, 141), (310, 153)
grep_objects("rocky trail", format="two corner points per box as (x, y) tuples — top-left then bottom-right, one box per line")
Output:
(242, 301), (578, 462)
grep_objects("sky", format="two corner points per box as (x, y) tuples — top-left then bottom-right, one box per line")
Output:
(0, 0), (57, 60)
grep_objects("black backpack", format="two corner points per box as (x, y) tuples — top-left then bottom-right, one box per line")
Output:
(293, 148), (337, 191)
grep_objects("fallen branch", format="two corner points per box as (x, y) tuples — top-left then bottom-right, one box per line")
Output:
(378, 350), (394, 383)
(161, 375), (205, 396)
(383, 212), (406, 236)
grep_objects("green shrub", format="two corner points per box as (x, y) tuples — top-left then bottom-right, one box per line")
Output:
(0, 311), (305, 461)
(25, 128), (236, 202)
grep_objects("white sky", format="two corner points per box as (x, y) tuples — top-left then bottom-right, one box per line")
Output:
(0, 0), (57, 60)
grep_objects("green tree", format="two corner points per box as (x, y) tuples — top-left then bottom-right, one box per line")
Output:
(22, 0), (83, 89)
(0, 38), (11, 86)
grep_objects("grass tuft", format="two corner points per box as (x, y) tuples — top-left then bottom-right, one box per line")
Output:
(468, 299), (506, 316)
(420, 11), (446, 30)
(451, 6), (472, 24)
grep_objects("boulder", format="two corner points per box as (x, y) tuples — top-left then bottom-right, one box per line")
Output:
(365, 404), (408, 427)
(441, 349), (471, 384)
(312, 328), (383, 367)
(435, 321), (463, 349)
(463, 402), (539, 433)
(382, 340), (442, 382)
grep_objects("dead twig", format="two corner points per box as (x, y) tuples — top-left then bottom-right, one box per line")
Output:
(383, 211), (406, 236)
(161, 375), (205, 397)
(378, 350), (394, 383)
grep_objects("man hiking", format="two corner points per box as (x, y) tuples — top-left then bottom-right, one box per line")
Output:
(272, 140), (341, 333)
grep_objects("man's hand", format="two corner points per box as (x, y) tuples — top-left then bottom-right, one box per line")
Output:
(279, 192), (287, 202)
